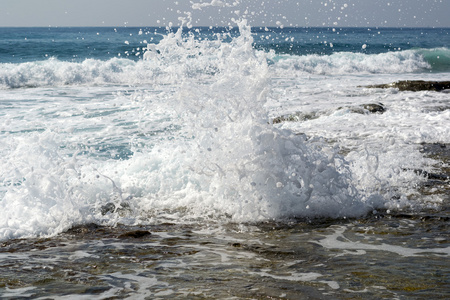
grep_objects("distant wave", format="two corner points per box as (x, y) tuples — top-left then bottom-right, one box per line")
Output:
(1, 48), (449, 89)
(270, 48), (450, 75)
(0, 57), (188, 89)
(0, 55), (221, 89)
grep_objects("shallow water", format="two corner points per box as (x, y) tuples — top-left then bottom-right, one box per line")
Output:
(1, 210), (449, 299)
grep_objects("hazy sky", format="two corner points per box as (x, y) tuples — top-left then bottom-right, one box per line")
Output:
(1, 0), (449, 28)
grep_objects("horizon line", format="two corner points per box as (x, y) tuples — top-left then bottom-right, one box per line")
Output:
(0, 25), (449, 29)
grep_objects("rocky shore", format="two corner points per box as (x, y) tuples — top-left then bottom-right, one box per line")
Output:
(272, 103), (386, 124)
(365, 80), (450, 92)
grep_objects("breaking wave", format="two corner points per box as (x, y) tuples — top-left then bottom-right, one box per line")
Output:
(2, 47), (448, 89)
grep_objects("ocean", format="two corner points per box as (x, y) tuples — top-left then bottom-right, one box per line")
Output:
(0, 23), (449, 299)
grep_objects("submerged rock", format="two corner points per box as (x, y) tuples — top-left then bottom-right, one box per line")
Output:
(272, 111), (321, 124)
(338, 103), (386, 115)
(66, 223), (102, 235)
(100, 201), (131, 216)
(365, 80), (450, 92)
(118, 230), (151, 239)
(413, 169), (449, 181)
(64, 224), (153, 240)
(272, 103), (385, 124)
(360, 103), (386, 114)
(418, 143), (450, 200)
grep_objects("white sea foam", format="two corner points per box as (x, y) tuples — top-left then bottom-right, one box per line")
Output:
(315, 225), (450, 257)
(0, 20), (380, 240)
(272, 71), (449, 205)
(107, 20), (375, 223)
(1, 287), (37, 298)
(271, 49), (431, 75)
(0, 52), (216, 89)
(0, 19), (448, 241)
(0, 48), (438, 89)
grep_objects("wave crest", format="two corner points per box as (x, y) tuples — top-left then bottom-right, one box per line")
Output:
(3, 47), (448, 90)
(270, 49), (435, 75)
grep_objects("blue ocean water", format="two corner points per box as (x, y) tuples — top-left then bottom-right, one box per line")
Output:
(1, 26), (449, 90)
(1, 26), (449, 64)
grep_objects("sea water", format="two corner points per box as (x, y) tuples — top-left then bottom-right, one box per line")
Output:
(0, 11), (449, 300)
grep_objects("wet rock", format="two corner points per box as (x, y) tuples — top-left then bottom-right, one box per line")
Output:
(66, 223), (102, 235)
(338, 103), (386, 115)
(118, 230), (151, 239)
(421, 143), (450, 161)
(100, 203), (116, 215)
(417, 143), (450, 200)
(360, 103), (386, 114)
(272, 103), (386, 124)
(100, 202), (131, 215)
(413, 169), (449, 181)
(272, 111), (321, 124)
(273, 103), (385, 124)
(365, 80), (450, 92)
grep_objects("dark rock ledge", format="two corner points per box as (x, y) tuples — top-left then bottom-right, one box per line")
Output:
(417, 143), (450, 201)
(365, 80), (450, 92)
(273, 103), (385, 124)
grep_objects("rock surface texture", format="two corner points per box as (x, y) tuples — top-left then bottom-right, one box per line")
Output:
(366, 80), (450, 91)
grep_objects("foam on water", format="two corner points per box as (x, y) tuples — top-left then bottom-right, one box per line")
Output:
(315, 225), (450, 257)
(111, 19), (374, 221)
(0, 57), (178, 89)
(0, 19), (381, 240)
(1, 7), (449, 241)
(270, 49), (433, 75)
(271, 68), (449, 207)
(1, 47), (447, 89)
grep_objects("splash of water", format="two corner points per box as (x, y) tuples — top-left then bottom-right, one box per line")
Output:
(0, 9), (378, 240)
(115, 17), (373, 222)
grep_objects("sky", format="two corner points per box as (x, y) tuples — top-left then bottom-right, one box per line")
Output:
(0, 0), (449, 28)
